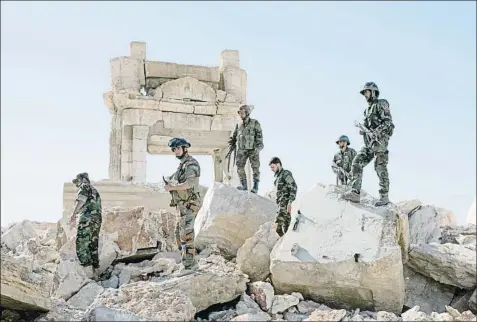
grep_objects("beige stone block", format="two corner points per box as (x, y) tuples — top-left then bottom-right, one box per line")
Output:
(194, 103), (217, 116)
(217, 103), (240, 116)
(240, 69), (247, 104)
(162, 112), (212, 131)
(158, 100), (195, 113)
(216, 90), (227, 102)
(211, 115), (237, 131)
(160, 76), (216, 102)
(121, 150), (133, 163)
(145, 61), (220, 83)
(132, 150), (147, 163)
(224, 92), (239, 103)
(130, 41), (146, 60)
(111, 93), (130, 110)
(127, 97), (162, 110)
(221, 67), (243, 104)
(133, 125), (149, 140)
(123, 109), (162, 126)
(110, 57), (145, 92)
(220, 50), (240, 69)
(132, 161), (147, 182)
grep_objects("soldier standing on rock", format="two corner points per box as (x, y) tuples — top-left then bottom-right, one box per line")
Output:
(342, 82), (395, 207)
(332, 135), (357, 185)
(228, 104), (264, 194)
(269, 157), (298, 237)
(164, 137), (202, 277)
(70, 172), (102, 280)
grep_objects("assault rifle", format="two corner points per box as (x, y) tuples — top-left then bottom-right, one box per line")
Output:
(163, 176), (180, 207)
(224, 124), (238, 179)
(332, 161), (350, 185)
(354, 120), (382, 146)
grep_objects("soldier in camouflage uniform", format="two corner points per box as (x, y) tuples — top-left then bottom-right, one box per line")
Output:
(228, 104), (264, 194)
(332, 135), (357, 185)
(70, 172), (102, 280)
(269, 157), (298, 237)
(164, 137), (202, 276)
(342, 82), (395, 207)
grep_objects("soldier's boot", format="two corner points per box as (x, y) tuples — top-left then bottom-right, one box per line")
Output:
(173, 260), (199, 278)
(341, 190), (360, 203)
(236, 179), (248, 191)
(250, 180), (259, 194)
(375, 196), (390, 207)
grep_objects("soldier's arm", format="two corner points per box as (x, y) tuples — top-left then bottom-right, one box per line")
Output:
(170, 162), (200, 191)
(228, 124), (238, 145)
(254, 120), (264, 150)
(72, 186), (88, 215)
(331, 154), (340, 174)
(285, 171), (298, 205)
(376, 99), (394, 133)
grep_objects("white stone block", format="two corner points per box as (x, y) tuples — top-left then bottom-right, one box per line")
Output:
(130, 41), (146, 60)
(211, 115), (237, 131)
(162, 112), (212, 131)
(160, 76), (216, 102)
(132, 126), (149, 140)
(145, 61), (220, 83)
(220, 50), (240, 69)
(122, 109), (162, 126)
(221, 67), (243, 104)
(217, 102), (240, 115)
(158, 100), (195, 114)
(193, 103), (217, 116)
(110, 57), (144, 93)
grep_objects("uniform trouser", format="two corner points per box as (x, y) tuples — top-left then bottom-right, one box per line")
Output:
(76, 213), (101, 268)
(349, 146), (390, 197)
(275, 202), (291, 237)
(175, 202), (200, 268)
(236, 149), (260, 182)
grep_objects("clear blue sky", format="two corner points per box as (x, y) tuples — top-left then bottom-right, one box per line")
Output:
(1, 1), (475, 226)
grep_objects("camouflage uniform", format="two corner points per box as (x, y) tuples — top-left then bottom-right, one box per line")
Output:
(169, 153), (202, 268)
(344, 82), (395, 206)
(230, 105), (264, 193)
(73, 174), (102, 268)
(332, 146), (357, 185)
(274, 168), (298, 237)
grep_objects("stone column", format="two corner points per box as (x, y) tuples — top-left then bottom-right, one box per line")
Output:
(108, 111), (122, 180)
(220, 50), (246, 104)
(120, 126), (133, 181)
(131, 125), (149, 183)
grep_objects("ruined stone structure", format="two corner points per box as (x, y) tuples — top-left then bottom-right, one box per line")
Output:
(103, 41), (253, 186)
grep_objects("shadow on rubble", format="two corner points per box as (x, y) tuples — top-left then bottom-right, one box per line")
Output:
(195, 296), (241, 321)
(1, 306), (42, 322)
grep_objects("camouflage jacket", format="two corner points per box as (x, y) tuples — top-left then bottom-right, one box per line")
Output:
(332, 147), (357, 175)
(168, 154), (201, 205)
(231, 118), (264, 151)
(274, 169), (298, 207)
(76, 182), (102, 219)
(363, 98), (395, 140)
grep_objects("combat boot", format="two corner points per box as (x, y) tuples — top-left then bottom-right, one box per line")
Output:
(236, 179), (248, 191)
(375, 196), (390, 207)
(172, 260), (199, 278)
(250, 180), (259, 194)
(341, 190), (360, 203)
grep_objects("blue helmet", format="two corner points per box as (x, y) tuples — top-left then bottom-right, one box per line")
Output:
(168, 137), (191, 149)
(360, 82), (380, 98)
(336, 135), (350, 145)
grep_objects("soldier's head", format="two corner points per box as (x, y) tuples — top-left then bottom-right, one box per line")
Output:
(237, 105), (251, 120)
(336, 135), (350, 149)
(168, 137), (191, 160)
(72, 172), (89, 187)
(360, 82), (380, 103)
(269, 157), (282, 173)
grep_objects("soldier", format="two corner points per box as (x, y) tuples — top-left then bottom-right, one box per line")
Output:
(164, 137), (202, 276)
(342, 82), (395, 206)
(228, 104), (264, 193)
(70, 172), (102, 280)
(269, 157), (298, 237)
(332, 135), (357, 185)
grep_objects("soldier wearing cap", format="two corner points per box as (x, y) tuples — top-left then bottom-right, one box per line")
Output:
(342, 82), (395, 206)
(70, 172), (102, 280)
(164, 137), (202, 276)
(228, 104), (264, 193)
(332, 135), (357, 185)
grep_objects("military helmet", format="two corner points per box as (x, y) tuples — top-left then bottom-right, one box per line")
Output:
(360, 82), (380, 97)
(336, 135), (350, 145)
(72, 172), (89, 184)
(238, 104), (251, 116)
(168, 137), (191, 149)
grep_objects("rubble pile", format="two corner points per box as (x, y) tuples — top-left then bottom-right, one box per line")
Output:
(1, 183), (476, 322)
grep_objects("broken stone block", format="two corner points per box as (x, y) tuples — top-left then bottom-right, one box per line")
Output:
(112, 257), (176, 286)
(406, 204), (456, 245)
(1, 220), (38, 250)
(297, 300), (321, 314)
(469, 290), (477, 312)
(237, 221), (279, 282)
(66, 282), (104, 310)
(90, 282), (196, 321)
(231, 312), (272, 321)
(271, 294), (300, 314)
(270, 184), (408, 314)
(403, 265), (455, 313)
(160, 76), (216, 102)
(236, 293), (262, 315)
(195, 183), (278, 258)
(86, 306), (147, 321)
(1, 253), (53, 312)
(441, 224), (477, 244)
(249, 281), (275, 311)
(34, 301), (86, 321)
(305, 309), (347, 321)
(408, 243), (477, 289)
